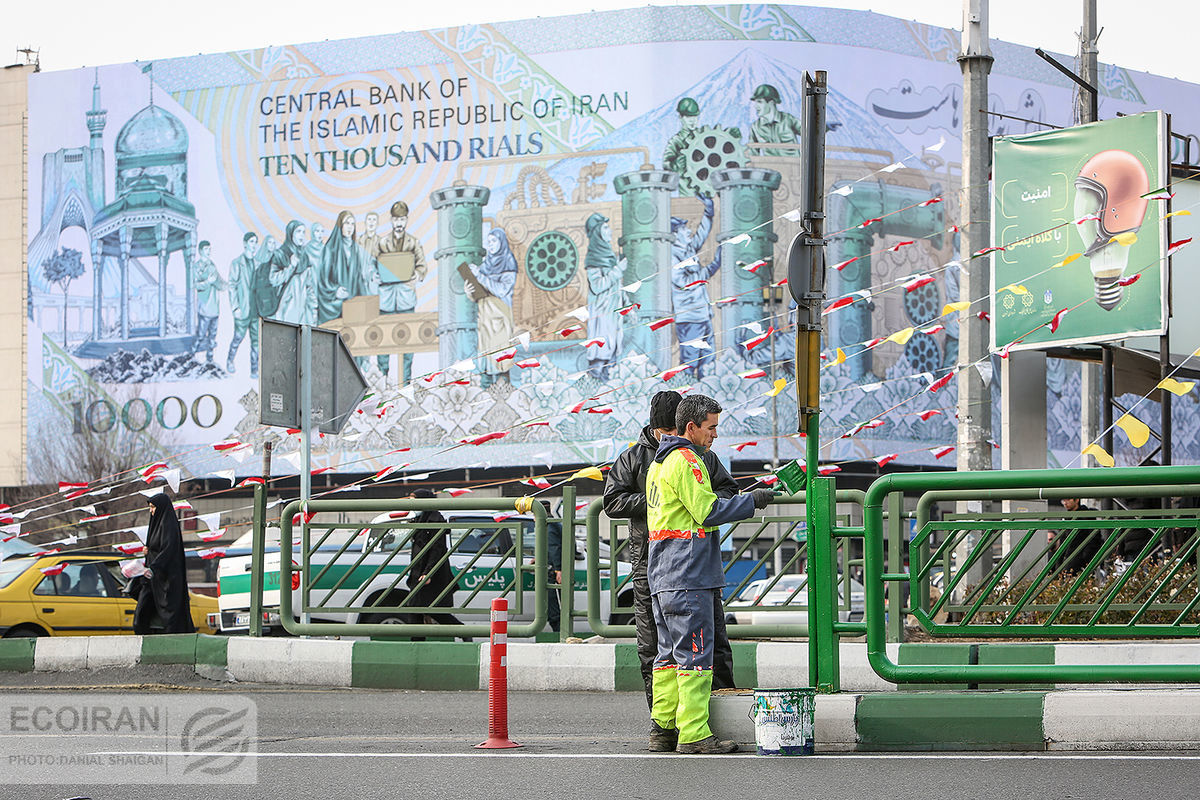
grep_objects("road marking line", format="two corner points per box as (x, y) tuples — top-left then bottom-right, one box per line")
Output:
(90, 751), (1200, 760)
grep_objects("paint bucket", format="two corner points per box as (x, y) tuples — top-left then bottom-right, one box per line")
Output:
(749, 688), (815, 755)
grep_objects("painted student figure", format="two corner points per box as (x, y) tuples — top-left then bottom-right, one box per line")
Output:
(317, 210), (368, 324)
(134, 494), (195, 635)
(193, 240), (226, 364)
(226, 231), (260, 377)
(270, 221), (318, 326)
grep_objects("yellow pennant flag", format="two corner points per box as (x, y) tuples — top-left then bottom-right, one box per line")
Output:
(765, 378), (788, 397)
(1082, 443), (1115, 467)
(1116, 414), (1151, 448)
(1157, 377), (1196, 396)
(887, 327), (915, 345)
(1165, 210), (1192, 219)
(942, 301), (970, 316)
(1052, 253), (1083, 268)
(834, 347), (846, 364)
(1000, 284), (1029, 295)
(1109, 232), (1138, 246)
(570, 466), (604, 481)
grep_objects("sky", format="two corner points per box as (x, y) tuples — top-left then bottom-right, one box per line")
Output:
(6, 0), (1199, 85)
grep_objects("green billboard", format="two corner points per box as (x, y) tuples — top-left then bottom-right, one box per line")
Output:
(991, 111), (1168, 351)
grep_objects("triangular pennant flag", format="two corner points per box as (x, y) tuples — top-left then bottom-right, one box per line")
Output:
(1109, 232), (1138, 247)
(129, 525), (150, 543)
(160, 468), (181, 494)
(765, 378), (788, 397)
(830, 185), (853, 197)
(931, 445), (955, 459)
(451, 358), (476, 372)
(1082, 443), (1115, 467)
(942, 301), (970, 316)
(1052, 253), (1082, 268)
(726, 233), (752, 246)
(1000, 284), (1029, 295)
(1048, 308), (1070, 333)
(976, 362), (994, 385)
(1157, 377), (1196, 396)
(197, 512), (222, 532)
(212, 469), (235, 485)
(621, 280), (643, 293)
(887, 327), (915, 345)
(570, 466), (604, 481)
(1165, 210), (1192, 219)
(1167, 238), (1193, 257)
(1116, 414), (1151, 448)
(833, 347), (846, 365)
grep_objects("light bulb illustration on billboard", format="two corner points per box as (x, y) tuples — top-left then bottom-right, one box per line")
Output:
(1073, 149), (1150, 310)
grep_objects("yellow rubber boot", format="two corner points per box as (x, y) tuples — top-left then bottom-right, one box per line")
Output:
(675, 668), (714, 744)
(650, 667), (679, 731)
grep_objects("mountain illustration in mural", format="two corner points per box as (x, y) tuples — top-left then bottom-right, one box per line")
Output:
(492, 47), (908, 205)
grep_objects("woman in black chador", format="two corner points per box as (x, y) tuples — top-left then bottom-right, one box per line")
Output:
(134, 494), (195, 634)
(407, 488), (466, 639)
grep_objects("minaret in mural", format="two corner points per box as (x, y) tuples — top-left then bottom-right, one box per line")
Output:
(27, 70), (108, 327)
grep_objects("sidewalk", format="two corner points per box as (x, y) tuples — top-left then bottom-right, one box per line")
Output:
(5, 635), (1200, 750)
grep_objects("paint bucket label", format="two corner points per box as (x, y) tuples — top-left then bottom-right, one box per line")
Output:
(750, 687), (815, 755)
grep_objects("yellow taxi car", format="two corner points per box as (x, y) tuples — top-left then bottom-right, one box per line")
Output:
(0, 552), (216, 637)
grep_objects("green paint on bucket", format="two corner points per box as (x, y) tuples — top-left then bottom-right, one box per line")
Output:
(750, 687), (815, 755)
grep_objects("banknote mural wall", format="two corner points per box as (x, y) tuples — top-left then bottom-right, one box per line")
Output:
(25, 4), (1200, 481)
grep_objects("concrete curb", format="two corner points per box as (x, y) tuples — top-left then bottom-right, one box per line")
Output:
(7, 635), (1200, 750)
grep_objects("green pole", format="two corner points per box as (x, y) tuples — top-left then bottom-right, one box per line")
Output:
(249, 482), (266, 638)
(560, 485), (576, 642)
(886, 491), (904, 643)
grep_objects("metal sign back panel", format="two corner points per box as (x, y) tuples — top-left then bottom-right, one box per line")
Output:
(259, 320), (368, 434)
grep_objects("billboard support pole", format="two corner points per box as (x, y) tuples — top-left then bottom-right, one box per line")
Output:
(299, 323), (312, 627)
(1078, 0), (1103, 462)
(956, 0), (994, 475)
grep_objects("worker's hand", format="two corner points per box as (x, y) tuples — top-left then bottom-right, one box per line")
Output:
(701, 194), (715, 216)
(750, 488), (777, 509)
(553, 570), (562, 584)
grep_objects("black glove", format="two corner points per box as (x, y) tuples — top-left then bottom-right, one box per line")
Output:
(750, 488), (777, 509)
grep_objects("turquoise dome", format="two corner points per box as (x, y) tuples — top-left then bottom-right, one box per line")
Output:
(114, 105), (188, 159)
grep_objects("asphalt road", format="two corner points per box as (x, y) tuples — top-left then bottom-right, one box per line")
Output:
(1, 669), (1198, 800)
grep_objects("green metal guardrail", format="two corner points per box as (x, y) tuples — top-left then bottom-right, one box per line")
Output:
(584, 491), (877, 642)
(911, 484), (1200, 638)
(276, 497), (547, 638)
(863, 464), (1200, 685)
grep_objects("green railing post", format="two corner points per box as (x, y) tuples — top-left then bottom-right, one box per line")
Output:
(806, 474), (839, 693)
(560, 485), (576, 642)
(886, 492), (903, 643)
(249, 483), (267, 638)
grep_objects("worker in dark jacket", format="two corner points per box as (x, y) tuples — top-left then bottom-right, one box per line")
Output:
(603, 390), (739, 711)
(646, 394), (775, 754)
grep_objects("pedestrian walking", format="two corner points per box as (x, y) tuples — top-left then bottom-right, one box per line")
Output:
(135, 494), (195, 635)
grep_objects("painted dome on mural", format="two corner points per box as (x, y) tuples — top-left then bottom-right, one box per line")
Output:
(114, 104), (188, 158)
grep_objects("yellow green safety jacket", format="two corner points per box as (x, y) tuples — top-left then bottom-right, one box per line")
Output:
(646, 435), (756, 594)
